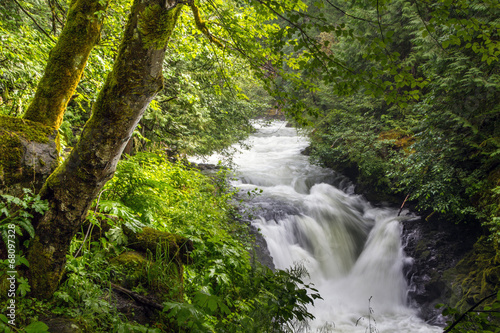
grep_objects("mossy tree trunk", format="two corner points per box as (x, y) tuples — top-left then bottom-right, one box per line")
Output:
(1, 0), (108, 193)
(22, 0), (108, 130)
(27, 0), (184, 299)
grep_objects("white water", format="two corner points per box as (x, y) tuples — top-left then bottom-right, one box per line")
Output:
(196, 122), (442, 333)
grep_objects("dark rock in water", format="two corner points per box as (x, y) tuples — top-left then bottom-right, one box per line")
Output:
(235, 193), (278, 270)
(195, 163), (220, 171)
(249, 223), (275, 270)
(251, 199), (301, 222)
(402, 215), (480, 325)
(301, 146), (312, 156)
(285, 122), (294, 128)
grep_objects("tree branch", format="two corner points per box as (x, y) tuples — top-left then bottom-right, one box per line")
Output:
(110, 283), (163, 310)
(444, 292), (497, 333)
(397, 194), (410, 216)
(12, 0), (56, 43)
(323, 0), (378, 25)
(188, 1), (225, 49)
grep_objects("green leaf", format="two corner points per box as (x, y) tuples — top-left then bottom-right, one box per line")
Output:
(17, 277), (31, 297)
(24, 321), (49, 333)
(0, 314), (8, 324)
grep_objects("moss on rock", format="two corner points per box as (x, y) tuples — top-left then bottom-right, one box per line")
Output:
(124, 227), (193, 265)
(0, 115), (59, 192)
(444, 236), (500, 312)
(110, 251), (147, 268)
(44, 317), (83, 333)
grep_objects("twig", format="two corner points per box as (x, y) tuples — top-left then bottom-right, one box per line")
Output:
(412, 0), (447, 53)
(444, 292), (497, 333)
(12, 0), (56, 43)
(323, 0), (379, 24)
(425, 211), (435, 222)
(110, 283), (163, 310)
(397, 194), (410, 216)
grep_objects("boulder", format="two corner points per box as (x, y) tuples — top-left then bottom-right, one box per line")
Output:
(0, 115), (59, 194)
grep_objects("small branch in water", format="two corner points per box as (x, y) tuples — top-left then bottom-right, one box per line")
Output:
(425, 211), (436, 222)
(397, 194), (410, 216)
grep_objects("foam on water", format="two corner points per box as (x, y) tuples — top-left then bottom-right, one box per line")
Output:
(194, 121), (442, 333)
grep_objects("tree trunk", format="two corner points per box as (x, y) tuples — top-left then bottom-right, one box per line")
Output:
(27, 0), (183, 299)
(23, 0), (108, 130)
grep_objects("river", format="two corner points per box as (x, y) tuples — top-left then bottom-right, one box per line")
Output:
(198, 121), (443, 332)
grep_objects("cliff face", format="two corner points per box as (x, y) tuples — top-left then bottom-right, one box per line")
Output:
(401, 215), (482, 324)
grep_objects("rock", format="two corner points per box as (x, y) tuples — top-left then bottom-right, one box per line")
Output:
(402, 215), (481, 324)
(123, 227), (194, 265)
(195, 163), (220, 171)
(248, 223), (275, 270)
(45, 317), (83, 333)
(110, 290), (157, 325)
(0, 115), (58, 194)
(300, 146), (312, 156)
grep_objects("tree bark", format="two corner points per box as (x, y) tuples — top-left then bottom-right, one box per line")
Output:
(23, 0), (108, 130)
(27, 0), (184, 299)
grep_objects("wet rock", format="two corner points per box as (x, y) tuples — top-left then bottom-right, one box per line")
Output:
(110, 290), (157, 325)
(249, 223), (275, 270)
(300, 146), (312, 156)
(402, 215), (480, 324)
(193, 163), (220, 171)
(45, 317), (83, 333)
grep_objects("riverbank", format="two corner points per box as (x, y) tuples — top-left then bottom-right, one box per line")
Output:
(302, 135), (500, 326)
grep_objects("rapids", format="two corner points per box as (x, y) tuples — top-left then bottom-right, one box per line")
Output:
(197, 121), (443, 333)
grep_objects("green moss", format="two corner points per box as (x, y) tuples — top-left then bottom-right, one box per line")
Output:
(0, 115), (54, 143)
(0, 115), (58, 189)
(443, 236), (500, 311)
(124, 226), (193, 265)
(110, 251), (147, 268)
(27, 236), (62, 299)
(22, 0), (108, 129)
(138, 4), (183, 50)
(134, 227), (189, 258)
(0, 132), (23, 181)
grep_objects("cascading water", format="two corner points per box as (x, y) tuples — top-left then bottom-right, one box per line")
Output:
(197, 121), (442, 332)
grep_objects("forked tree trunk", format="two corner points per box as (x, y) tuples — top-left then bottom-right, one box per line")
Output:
(27, 0), (183, 299)
(23, 0), (108, 130)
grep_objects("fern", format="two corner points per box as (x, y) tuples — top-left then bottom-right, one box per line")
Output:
(0, 188), (48, 245)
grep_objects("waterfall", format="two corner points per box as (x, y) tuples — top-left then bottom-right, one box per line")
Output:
(196, 121), (442, 332)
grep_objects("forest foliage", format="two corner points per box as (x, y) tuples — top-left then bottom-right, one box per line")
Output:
(1, 153), (320, 332)
(271, 0), (499, 243)
(0, 0), (499, 331)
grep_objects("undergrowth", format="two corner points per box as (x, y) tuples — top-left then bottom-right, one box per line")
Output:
(0, 152), (320, 332)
